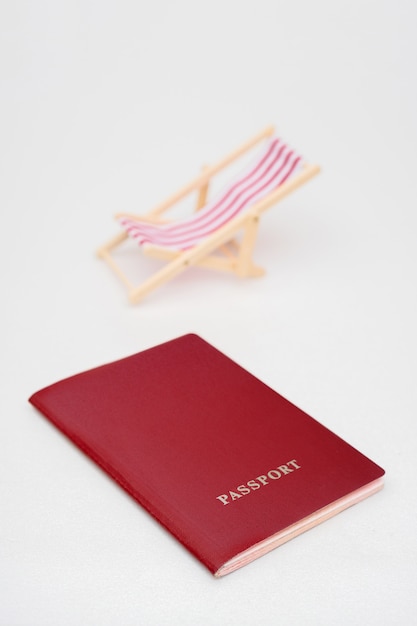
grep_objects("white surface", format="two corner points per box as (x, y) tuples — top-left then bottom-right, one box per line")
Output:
(1, 1), (416, 624)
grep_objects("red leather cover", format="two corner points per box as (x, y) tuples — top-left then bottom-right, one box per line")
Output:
(29, 334), (384, 576)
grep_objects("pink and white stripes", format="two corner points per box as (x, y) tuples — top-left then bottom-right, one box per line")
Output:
(119, 137), (303, 251)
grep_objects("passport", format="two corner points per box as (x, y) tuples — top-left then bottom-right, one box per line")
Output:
(29, 334), (385, 576)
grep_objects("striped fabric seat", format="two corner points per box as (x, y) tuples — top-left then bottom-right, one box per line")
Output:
(119, 137), (303, 251)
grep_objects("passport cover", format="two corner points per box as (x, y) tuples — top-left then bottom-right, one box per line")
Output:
(29, 334), (385, 577)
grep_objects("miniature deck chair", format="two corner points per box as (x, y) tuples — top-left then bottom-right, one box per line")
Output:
(97, 126), (320, 303)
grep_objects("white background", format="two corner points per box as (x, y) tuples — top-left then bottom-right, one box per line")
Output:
(1, 1), (416, 624)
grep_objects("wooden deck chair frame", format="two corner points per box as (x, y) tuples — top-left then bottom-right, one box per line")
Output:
(97, 126), (320, 304)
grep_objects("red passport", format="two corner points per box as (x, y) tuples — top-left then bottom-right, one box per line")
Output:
(29, 334), (384, 577)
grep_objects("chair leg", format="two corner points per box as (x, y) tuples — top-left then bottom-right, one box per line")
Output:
(127, 254), (193, 303)
(236, 216), (265, 278)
